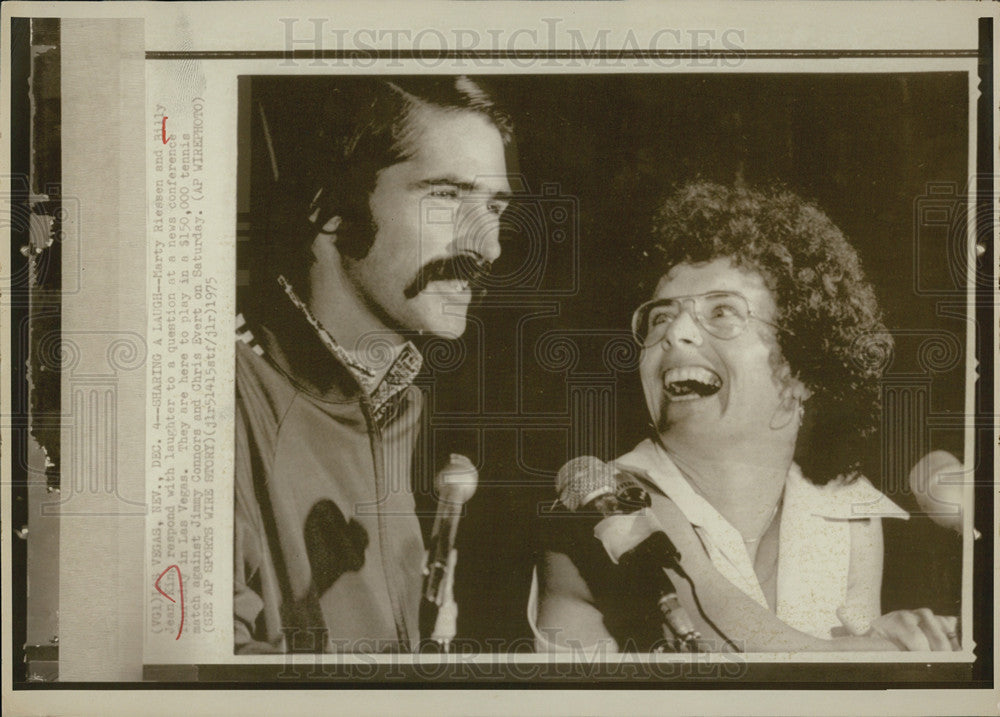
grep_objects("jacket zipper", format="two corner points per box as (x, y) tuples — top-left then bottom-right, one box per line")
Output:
(360, 395), (412, 648)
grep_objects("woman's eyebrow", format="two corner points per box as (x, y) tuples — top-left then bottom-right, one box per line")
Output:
(655, 290), (735, 300)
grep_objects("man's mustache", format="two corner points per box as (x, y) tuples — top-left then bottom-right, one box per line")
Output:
(403, 254), (493, 299)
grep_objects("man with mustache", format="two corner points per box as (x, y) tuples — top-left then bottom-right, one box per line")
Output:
(234, 77), (513, 653)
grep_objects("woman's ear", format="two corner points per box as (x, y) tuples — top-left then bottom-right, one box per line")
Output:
(789, 378), (812, 404)
(777, 363), (812, 410)
(776, 361), (812, 403)
(771, 374), (812, 431)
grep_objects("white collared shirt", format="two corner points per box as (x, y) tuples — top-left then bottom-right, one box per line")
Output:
(618, 440), (908, 638)
(529, 439), (908, 647)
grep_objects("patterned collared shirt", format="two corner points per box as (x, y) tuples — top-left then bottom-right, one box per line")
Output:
(237, 276), (423, 425)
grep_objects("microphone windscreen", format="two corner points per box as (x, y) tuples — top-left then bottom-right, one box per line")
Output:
(434, 454), (479, 505)
(556, 456), (617, 512)
(908, 450), (964, 532)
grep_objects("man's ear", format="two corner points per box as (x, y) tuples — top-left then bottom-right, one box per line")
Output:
(309, 215), (343, 262)
(317, 214), (341, 235)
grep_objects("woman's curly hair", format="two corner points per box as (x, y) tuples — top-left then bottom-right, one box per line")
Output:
(643, 180), (893, 485)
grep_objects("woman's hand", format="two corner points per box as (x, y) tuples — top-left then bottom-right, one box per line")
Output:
(867, 609), (960, 651)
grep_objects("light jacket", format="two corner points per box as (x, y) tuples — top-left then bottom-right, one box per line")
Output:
(234, 300), (425, 653)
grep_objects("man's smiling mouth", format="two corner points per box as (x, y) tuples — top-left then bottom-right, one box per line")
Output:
(403, 255), (491, 299)
(445, 278), (471, 291)
(663, 366), (722, 401)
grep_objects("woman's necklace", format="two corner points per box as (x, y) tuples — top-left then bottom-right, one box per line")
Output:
(747, 499), (782, 601)
(743, 500), (781, 546)
(662, 441), (784, 554)
(667, 446), (784, 547)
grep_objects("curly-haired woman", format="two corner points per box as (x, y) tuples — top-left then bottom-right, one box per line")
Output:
(532, 181), (959, 653)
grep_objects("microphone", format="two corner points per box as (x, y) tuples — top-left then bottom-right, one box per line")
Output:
(908, 451), (969, 535)
(556, 456), (701, 652)
(424, 454), (478, 606)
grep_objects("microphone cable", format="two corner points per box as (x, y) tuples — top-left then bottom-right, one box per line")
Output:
(671, 561), (741, 653)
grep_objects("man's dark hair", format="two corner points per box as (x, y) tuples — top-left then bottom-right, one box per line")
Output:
(260, 76), (514, 299)
(642, 180), (893, 486)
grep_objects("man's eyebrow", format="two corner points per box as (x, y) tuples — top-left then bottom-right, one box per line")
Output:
(414, 176), (513, 201)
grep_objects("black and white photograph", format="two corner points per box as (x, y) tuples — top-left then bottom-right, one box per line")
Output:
(234, 72), (972, 660)
(3, 1), (998, 715)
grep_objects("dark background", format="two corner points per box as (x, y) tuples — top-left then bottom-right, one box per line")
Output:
(242, 73), (969, 649)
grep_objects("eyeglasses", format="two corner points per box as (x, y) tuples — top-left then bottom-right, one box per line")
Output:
(630, 291), (784, 347)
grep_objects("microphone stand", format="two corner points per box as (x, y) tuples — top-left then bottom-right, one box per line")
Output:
(421, 548), (458, 653)
(420, 454), (476, 653)
(600, 481), (702, 652)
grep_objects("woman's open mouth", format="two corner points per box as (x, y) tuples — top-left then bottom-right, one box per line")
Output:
(663, 366), (722, 401)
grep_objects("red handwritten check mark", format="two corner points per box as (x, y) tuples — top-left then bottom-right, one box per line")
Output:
(154, 564), (184, 640)
(162, 116), (169, 144)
